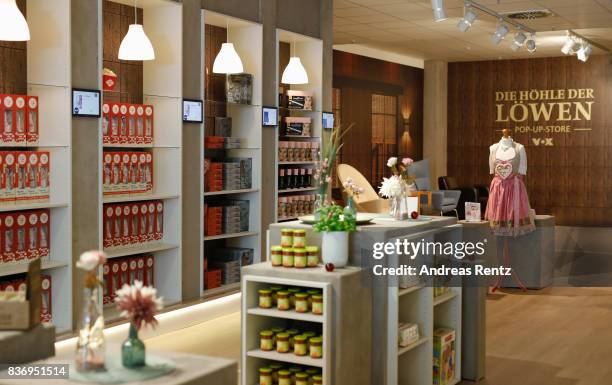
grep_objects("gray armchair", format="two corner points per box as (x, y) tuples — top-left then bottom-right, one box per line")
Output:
(411, 159), (460, 217)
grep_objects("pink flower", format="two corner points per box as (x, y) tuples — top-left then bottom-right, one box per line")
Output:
(76, 250), (107, 271)
(401, 158), (413, 166)
(115, 280), (163, 331)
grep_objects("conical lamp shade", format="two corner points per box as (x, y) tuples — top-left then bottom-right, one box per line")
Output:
(213, 43), (244, 74)
(118, 24), (155, 61)
(0, 0), (30, 41)
(281, 57), (308, 85)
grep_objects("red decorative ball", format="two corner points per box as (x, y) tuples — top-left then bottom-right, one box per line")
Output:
(325, 263), (335, 272)
(411, 211), (419, 219)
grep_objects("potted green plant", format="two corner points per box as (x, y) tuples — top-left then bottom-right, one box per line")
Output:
(313, 204), (356, 267)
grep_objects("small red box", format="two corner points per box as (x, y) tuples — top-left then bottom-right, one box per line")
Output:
(103, 262), (111, 305)
(110, 103), (120, 144)
(26, 211), (40, 261)
(139, 203), (148, 244)
(38, 151), (50, 202)
(144, 105), (154, 144)
(204, 268), (222, 290)
(0, 152), (16, 204)
(14, 95), (27, 145)
(130, 204), (140, 244)
(102, 103), (111, 144)
(136, 105), (145, 144)
(1, 95), (15, 145)
(147, 202), (155, 242)
(144, 254), (154, 286)
(128, 257), (139, 284)
(14, 213), (28, 263)
(41, 275), (52, 323)
(15, 151), (27, 203)
(121, 204), (131, 246)
(102, 152), (112, 195)
(136, 256), (145, 283)
(111, 152), (122, 194)
(119, 258), (129, 288)
(112, 205), (122, 248)
(144, 152), (153, 194)
(39, 209), (50, 260)
(129, 153), (139, 193)
(103, 205), (114, 249)
(155, 201), (163, 241)
(26, 96), (39, 146)
(110, 260), (120, 300)
(2, 213), (16, 264)
(119, 104), (128, 144)
(127, 105), (137, 144)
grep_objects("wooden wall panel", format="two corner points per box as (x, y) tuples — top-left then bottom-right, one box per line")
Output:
(0, 0), (27, 94)
(448, 54), (612, 226)
(102, 0), (144, 104)
(203, 24), (227, 136)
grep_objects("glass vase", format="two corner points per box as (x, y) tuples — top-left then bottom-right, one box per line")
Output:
(344, 196), (357, 219)
(75, 286), (106, 372)
(122, 323), (146, 368)
(314, 193), (327, 221)
(389, 195), (403, 220)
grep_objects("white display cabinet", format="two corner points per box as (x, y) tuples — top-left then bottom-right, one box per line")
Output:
(101, 0), (183, 322)
(201, 11), (263, 296)
(275, 30), (323, 223)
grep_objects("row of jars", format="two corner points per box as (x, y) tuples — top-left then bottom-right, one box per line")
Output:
(270, 246), (320, 269)
(278, 141), (320, 163)
(259, 364), (322, 385)
(260, 327), (323, 358)
(277, 196), (315, 220)
(259, 286), (323, 314)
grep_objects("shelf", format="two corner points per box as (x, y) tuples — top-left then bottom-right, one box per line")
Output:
(433, 291), (458, 307)
(247, 349), (324, 368)
(398, 284), (424, 297)
(247, 307), (324, 323)
(278, 187), (318, 194)
(0, 202), (68, 213)
(204, 188), (258, 196)
(279, 107), (319, 113)
(397, 337), (429, 356)
(277, 217), (298, 222)
(0, 260), (68, 278)
(205, 99), (261, 107)
(103, 193), (179, 204)
(204, 231), (258, 241)
(279, 136), (320, 140)
(279, 161), (317, 165)
(104, 243), (179, 259)
(203, 282), (241, 298)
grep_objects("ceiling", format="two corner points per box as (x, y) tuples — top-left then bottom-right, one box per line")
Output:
(333, 0), (612, 62)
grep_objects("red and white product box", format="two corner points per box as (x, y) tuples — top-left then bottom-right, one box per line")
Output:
(14, 96), (27, 145)
(39, 210), (50, 260)
(137, 153), (147, 194)
(103, 205), (114, 249)
(41, 275), (52, 323)
(122, 204), (131, 246)
(147, 202), (155, 242)
(102, 103), (110, 144)
(136, 256), (145, 283)
(139, 203), (148, 244)
(15, 279), (26, 292)
(119, 104), (128, 144)
(130, 204), (139, 244)
(144, 153), (153, 193)
(111, 153), (121, 194)
(110, 104), (120, 144)
(103, 152), (112, 195)
(103, 263), (111, 305)
(128, 105), (137, 144)
(144, 254), (154, 286)
(110, 260), (120, 300)
(27, 211), (40, 261)
(26, 96), (39, 146)
(129, 153), (139, 193)
(136, 105), (144, 144)
(144, 105), (154, 144)
(1, 95), (15, 145)
(113, 205), (122, 248)
(119, 259), (129, 288)
(14, 213), (28, 263)
(2, 213), (15, 264)
(128, 257), (138, 283)
(26, 152), (38, 201)
(15, 151), (28, 202)
(120, 153), (130, 194)
(37, 151), (50, 202)
(155, 201), (163, 240)
(0, 152), (16, 204)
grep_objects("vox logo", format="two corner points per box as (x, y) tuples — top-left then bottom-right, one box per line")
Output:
(531, 137), (554, 146)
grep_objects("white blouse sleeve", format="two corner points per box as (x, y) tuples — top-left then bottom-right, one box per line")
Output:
(489, 143), (498, 174)
(517, 144), (527, 175)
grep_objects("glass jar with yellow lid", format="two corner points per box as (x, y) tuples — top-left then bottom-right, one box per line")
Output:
(258, 289), (272, 308)
(306, 368), (319, 384)
(289, 367), (303, 383)
(259, 367), (273, 385)
(260, 330), (274, 351)
(311, 294), (323, 315)
(271, 326), (284, 347)
(269, 363), (284, 384)
(295, 372), (309, 385)
(277, 290), (290, 310)
(306, 246), (319, 267)
(293, 335), (308, 356)
(292, 229), (306, 248)
(294, 292), (309, 313)
(278, 369), (291, 385)
(286, 328), (300, 349)
(276, 332), (290, 353)
(294, 248), (307, 268)
(309, 336), (323, 358)
(270, 246), (283, 266)
(302, 331), (316, 348)
(312, 374), (322, 385)
(282, 248), (294, 267)
(307, 289), (320, 310)
(280, 229), (294, 248)
(270, 286), (283, 305)
(288, 287), (301, 307)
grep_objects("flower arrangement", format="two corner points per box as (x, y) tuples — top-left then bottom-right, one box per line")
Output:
(76, 250), (107, 289)
(115, 280), (163, 331)
(313, 123), (354, 197)
(386, 157), (415, 185)
(378, 175), (405, 199)
(313, 204), (356, 233)
(342, 177), (364, 198)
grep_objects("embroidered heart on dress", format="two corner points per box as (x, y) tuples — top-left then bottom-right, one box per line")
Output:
(495, 162), (513, 179)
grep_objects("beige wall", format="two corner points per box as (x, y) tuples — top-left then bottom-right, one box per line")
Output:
(423, 60), (448, 188)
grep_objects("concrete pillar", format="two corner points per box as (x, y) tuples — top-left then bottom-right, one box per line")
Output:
(423, 60), (448, 188)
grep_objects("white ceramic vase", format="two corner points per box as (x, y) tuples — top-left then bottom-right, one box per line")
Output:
(321, 231), (349, 267)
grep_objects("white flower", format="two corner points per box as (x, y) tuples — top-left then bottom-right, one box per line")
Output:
(387, 157), (398, 167)
(379, 175), (404, 198)
(76, 250), (107, 271)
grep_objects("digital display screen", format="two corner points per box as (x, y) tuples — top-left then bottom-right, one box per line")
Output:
(72, 89), (101, 117)
(183, 99), (203, 123)
(322, 112), (334, 129)
(262, 107), (278, 127)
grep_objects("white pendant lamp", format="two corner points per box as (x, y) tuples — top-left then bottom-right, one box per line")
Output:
(213, 43), (244, 74)
(281, 42), (309, 85)
(0, 0), (30, 41)
(118, 0), (155, 61)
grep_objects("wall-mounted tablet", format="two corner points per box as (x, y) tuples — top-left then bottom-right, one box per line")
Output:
(72, 88), (101, 117)
(322, 111), (334, 129)
(183, 99), (203, 123)
(262, 106), (278, 127)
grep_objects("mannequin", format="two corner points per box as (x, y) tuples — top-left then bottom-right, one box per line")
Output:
(485, 129), (535, 291)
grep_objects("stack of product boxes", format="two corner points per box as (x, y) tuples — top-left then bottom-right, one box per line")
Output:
(208, 247), (253, 285)
(0, 94), (39, 146)
(0, 274), (52, 322)
(204, 200), (250, 237)
(0, 151), (50, 205)
(433, 328), (456, 385)
(0, 209), (50, 266)
(204, 203), (222, 236)
(204, 158), (252, 192)
(102, 254), (155, 305)
(102, 151), (153, 197)
(103, 200), (164, 250)
(204, 159), (223, 192)
(102, 103), (154, 145)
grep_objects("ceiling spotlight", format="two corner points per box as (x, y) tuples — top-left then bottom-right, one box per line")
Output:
(491, 22), (509, 45)
(457, 7), (477, 32)
(525, 34), (536, 53)
(577, 44), (592, 62)
(431, 0), (448, 22)
(561, 35), (581, 55)
(510, 31), (527, 51)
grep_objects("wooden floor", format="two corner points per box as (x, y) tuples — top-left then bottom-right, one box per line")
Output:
(146, 287), (612, 385)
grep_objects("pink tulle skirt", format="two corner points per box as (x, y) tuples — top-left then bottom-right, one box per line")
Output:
(485, 174), (535, 237)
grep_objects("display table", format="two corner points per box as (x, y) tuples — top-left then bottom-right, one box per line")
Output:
(0, 349), (237, 385)
(0, 324), (55, 364)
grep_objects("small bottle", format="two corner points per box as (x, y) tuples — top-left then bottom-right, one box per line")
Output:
(306, 168), (313, 187)
(270, 245), (283, 267)
(306, 246), (319, 267)
(293, 168), (299, 188)
(300, 168), (306, 188)
(294, 248), (307, 268)
(312, 374), (322, 385)
(279, 169), (286, 190)
(281, 229), (294, 248)
(293, 229), (306, 248)
(286, 168), (293, 189)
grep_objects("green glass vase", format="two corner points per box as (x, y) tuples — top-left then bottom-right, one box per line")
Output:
(122, 323), (145, 368)
(344, 196), (357, 218)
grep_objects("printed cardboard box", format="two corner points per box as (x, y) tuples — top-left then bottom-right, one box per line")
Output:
(113, 205), (122, 248)
(110, 103), (120, 144)
(136, 105), (145, 144)
(433, 328), (456, 385)
(0, 152), (16, 205)
(1, 95), (15, 145)
(147, 202), (155, 242)
(37, 151), (50, 202)
(136, 256), (145, 283)
(103, 262), (111, 305)
(119, 104), (128, 144)
(128, 257), (138, 284)
(14, 95), (27, 145)
(144, 105), (153, 144)
(144, 254), (154, 287)
(121, 204), (131, 246)
(128, 105), (137, 144)
(130, 204), (140, 244)
(110, 260), (120, 301)
(26, 96), (39, 146)
(14, 213), (27, 264)
(103, 205), (114, 249)
(15, 151), (28, 203)
(139, 203), (148, 244)
(129, 153), (139, 193)
(155, 201), (163, 240)
(103, 152), (112, 195)
(26, 211), (40, 261)
(3, 213), (16, 264)
(39, 210), (50, 260)
(102, 103), (110, 144)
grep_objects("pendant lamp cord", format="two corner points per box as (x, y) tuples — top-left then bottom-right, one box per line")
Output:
(134, 0), (138, 24)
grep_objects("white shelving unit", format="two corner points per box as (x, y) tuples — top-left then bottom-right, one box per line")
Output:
(201, 11), (263, 296)
(242, 274), (331, 385)
(274, 30), (323, 223)
(101, 0), (183, 322)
